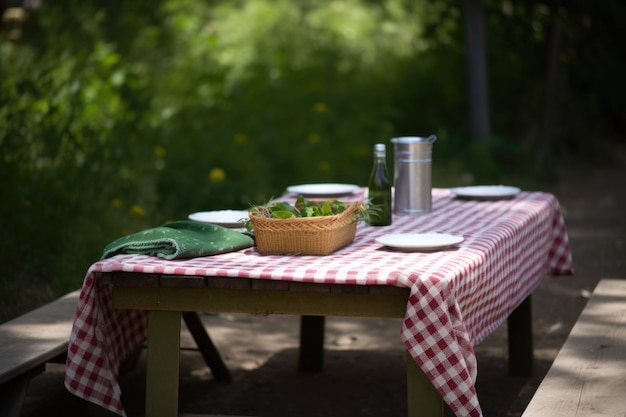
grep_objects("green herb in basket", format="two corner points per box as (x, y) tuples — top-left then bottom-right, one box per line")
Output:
(246, 196), (376, 232)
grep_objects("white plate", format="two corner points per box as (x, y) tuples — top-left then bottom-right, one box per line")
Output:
(376, 233), (464, 251)
(286, 183), (360, 197)
(188, 210), (249, 228)
(450, 185), (521, 200)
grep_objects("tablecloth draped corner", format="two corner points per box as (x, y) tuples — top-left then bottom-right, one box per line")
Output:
(64, 269), (146, 416)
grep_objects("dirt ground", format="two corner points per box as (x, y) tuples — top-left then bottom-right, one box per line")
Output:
(20, 149), (626, 417)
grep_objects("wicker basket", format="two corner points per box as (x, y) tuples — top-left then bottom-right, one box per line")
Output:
(249, 201), (362, 255)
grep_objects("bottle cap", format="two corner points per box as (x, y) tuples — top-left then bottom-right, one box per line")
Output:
(374, 143), (386, 157)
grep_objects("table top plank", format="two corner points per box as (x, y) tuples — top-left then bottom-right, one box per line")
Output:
(251, 279), (290, 291)
(109, 271), (160, 287)
(160, 275), (206, 288)
(102, 270), (412, 296)
(206, 276), (251, 290)
(112, 285), (409, 318)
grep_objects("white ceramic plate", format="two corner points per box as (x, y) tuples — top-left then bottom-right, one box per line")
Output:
(376, 233), (464, 251)
(286, 183), (360, 197)
(450, 185), (521, 200)
(188, 210), (249, 228)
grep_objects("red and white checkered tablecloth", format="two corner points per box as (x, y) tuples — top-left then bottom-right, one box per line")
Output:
(65, 188), (574, 417)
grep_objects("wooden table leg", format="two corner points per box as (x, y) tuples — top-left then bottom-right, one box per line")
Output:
(507, 295), (534, 376)
(146, 310), (181, 417)
(299, 315), (325, 372)
(406, 351), (443, 417)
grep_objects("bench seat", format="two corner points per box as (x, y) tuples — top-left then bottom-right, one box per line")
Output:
(1, 289), (233, 417)
(0, 290), (81, 417)
(522, 279), (626, 417)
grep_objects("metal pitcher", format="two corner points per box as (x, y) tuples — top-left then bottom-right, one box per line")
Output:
(391, 135), (437, 214)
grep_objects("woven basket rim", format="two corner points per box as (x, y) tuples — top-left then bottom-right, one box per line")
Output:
(248, 200), (362, 224)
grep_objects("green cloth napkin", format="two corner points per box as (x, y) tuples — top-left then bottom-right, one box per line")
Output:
(101, 220), (255, 260)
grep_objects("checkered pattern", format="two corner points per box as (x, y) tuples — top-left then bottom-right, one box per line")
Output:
(64, 189), (574, 417)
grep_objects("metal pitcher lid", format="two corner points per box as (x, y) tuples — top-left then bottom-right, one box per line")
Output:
(390, 135), (436, 144)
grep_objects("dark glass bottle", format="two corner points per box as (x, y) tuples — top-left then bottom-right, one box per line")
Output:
(368, 143), (392, 226)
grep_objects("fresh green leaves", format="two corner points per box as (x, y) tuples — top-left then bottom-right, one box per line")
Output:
(246, 196), (382, 232)
(252, 196), (349, 219)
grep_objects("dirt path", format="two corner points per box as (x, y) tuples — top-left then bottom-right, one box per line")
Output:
(20, 151), (626, 417)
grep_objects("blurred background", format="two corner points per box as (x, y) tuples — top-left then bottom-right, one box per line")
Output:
(1, 0), (624, 319)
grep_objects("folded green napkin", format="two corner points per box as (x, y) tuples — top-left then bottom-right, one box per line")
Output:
(101, 220), (255, 260)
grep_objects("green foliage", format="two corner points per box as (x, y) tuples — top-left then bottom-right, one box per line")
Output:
(1, 0), (624, 315)
(1, 10), (158, 296)
(251, 197), (352, 219)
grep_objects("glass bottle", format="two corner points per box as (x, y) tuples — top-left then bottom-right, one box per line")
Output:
(368, 143), (392, 226)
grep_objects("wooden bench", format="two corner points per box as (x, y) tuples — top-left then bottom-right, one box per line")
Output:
(0, 290), (232, 417)
(522, 279), (626, 417)
(0, 290), (81, 417)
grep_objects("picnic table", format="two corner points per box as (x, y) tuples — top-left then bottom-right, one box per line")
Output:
(65, 188), (574, 417)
